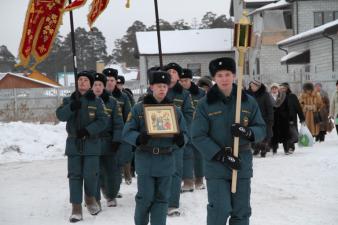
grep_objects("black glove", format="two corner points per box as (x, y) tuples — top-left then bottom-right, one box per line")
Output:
(231, 123), (254, 141)
(76, 128), (89, 139)
(70, 100), (82, 111)
(173, 132), (185, 148)
(213, 148), (241, 170)
(136, 131), (150, 146)
(111, 142), (121, 152)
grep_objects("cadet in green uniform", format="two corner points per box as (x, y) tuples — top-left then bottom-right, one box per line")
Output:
(117, 74), (135, 185)
(191, 57), (266, 225)
(117, 75), (136, 107)
(122, 71), (188, 225)
(102, 68), (132, 202)
(179, 68), (206, 191)
(164, 62), (194, 216)
(91, 73), (124, 207)
(56, 71), (108, 223)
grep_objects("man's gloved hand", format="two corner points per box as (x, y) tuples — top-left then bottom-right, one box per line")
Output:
(213, 147), (241, 170)
(111, 142), (121, 152)
(231, 123), (254, 141)
(173, 132), (185, 147)
(136, 131), (150, 146)
(76, 128), (89, 139)
(70, 100), (82, 111)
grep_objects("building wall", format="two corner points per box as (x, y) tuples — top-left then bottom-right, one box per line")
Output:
(286, 35), (338, 95)
(258, 45), (288, 83)
(0, 75), (49, 89)
(293, 0), (338, 34)
(139, 52), (235, 87)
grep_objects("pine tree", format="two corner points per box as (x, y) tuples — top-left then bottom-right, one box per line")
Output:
(0, 45), (16, 72)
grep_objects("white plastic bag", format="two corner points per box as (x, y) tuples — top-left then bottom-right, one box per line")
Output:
(298, 123), (314, 147)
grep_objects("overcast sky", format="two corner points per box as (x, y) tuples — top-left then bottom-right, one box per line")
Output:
(0, 0), (231, 57)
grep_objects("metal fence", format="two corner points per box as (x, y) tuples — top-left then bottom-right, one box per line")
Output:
(0, 87), (74, 122)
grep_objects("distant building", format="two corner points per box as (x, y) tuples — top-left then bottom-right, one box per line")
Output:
(0, 73), (60, 89)
(277, 0), (338, 94)
(231, 0), (338, 94)
(135, 28), (235, 88)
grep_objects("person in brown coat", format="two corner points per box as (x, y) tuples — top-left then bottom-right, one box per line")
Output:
(299, 82), (323, 137)
(314, 83), (330, 142)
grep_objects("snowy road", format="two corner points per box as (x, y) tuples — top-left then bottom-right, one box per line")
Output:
(0, 123), (338, 225)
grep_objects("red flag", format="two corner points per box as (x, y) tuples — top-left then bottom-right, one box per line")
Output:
(64, 0), (87, 11)
(87, 0), (110, 28)
(18, 0), (67, 68)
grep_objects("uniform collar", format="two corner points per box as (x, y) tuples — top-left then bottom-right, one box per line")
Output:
(143, 94), (172, 104)
(112, 87), (122, 98)
(207, 84), (247, 104)
(188, 82), (200, 95)
(100, 90), (110, 103)
(71, 90), (95, 101)
(171, 81), (183, 93)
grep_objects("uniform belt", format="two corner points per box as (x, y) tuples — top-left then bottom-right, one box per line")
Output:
(225, 143), (251, 152)
(139, 146), (172, 155)
(67, 134), (103, 139)
(239, 143), (251, 151)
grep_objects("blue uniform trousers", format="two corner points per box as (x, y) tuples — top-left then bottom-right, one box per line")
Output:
(135, 175), (172, 225)
(169, 149), (183, 208)
(68, 155), (100, 204)
(206, 178), (251, 225)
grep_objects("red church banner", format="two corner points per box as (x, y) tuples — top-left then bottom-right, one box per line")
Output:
(18, 0), (67, 68)
(88, 0), (110, 28)
(64, 0), (87, 11)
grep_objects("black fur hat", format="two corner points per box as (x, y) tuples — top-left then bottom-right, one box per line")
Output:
(117, 75), (125, 84)
(149, 71), (171, 85)
(209, 57), (236, 76)
(197, 76), (213, 88)
(180, 68), (193, 79)
(78, 70), (94, 87)
(93, 73), (107, 86)
(164, 62), (183, 76)
(147, 66), (161, 82)
(303, 82), (314, 91)
(102, 68), (118, 79)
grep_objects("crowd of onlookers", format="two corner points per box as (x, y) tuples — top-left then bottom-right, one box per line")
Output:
(244, 79), (338, 157)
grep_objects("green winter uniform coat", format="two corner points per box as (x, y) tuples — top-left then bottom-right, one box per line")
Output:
(183, 82), (206, 179)
(56, 90), (108, 204)
(111, 87), (133, 166)
(191, 84), (266, 225)
(56, 90), (108, 156)
(166, 81), (194, 208)
(122, 94), (188, 225)
(97, 90), (124, 201)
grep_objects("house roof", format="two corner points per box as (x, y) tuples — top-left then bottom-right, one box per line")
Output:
(230, 0), (277, 16)
(136, 28), (234, 55)
(0, 72), (60, 88)
(28, 71), (61, 86)
(278, 19), (338, 47)
(280, 49), (310, 64)
(249, 0), (290, 15)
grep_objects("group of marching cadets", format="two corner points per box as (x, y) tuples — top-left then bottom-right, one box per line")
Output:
(56, 57), (267, 225)
(56, 68), (134, 222)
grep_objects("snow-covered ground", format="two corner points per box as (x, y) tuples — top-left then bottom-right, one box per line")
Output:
(0, 122), (338, 225)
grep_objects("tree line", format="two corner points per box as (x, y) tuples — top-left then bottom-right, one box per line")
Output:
(0, 12), (233, 81)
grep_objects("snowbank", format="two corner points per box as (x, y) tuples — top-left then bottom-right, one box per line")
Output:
(0, 121), (67, 163)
